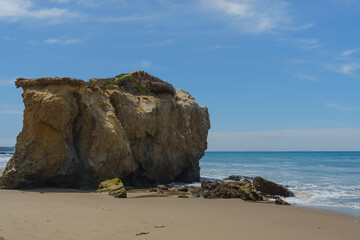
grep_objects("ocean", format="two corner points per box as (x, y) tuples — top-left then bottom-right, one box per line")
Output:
(1, 151), (359, 217)
(200, 151), (360, 217)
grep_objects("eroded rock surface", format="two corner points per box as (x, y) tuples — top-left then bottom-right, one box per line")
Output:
(97, 178), (127, 198)
(0, 71), (210, 189)
(253, 176), (295, 197)
(203, 181), (263, 201)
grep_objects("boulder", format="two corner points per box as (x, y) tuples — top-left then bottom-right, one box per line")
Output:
(203, 182), (263, 201)
(96, 178), (127, 198)
(0, 71), (210, 189)
(253, 177), (294, 197)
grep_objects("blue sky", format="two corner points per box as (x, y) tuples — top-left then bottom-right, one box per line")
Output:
(0, 0), (360, 150)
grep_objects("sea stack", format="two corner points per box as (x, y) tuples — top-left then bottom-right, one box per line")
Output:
(0, 71), (210, 189)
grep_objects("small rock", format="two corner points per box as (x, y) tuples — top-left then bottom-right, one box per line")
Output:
(96, 178), (127, 198)
(149, 188), (157, 192)
(157, 185), (169, 191)
(178, 194), (189, 198)
(172, 185), (188, 192)
(275, 198), (291, 205)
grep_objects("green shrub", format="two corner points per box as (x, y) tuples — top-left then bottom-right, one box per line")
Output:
(134, 83), (149, 92)
(115, 75), (131, 84)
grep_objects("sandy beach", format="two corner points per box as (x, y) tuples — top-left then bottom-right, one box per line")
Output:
(0, 170), (358, 240)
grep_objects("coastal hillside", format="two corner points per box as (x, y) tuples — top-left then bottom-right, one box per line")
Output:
(0, 71), (210, 189)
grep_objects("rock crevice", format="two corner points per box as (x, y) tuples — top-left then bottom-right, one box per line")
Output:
(1, 71), (210, 189)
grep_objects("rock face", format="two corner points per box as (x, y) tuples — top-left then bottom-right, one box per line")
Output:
(253, 177), (294, 197)
(0, 71), (210, 189)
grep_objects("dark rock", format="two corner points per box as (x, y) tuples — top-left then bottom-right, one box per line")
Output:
(203, 182), (263, 201)
(224, 175), (253, 183)
(201, 181), (221, 190)
(157, 190), (164, 195)
(188, 186), (204, 198)
(149, 188), (157, 192)
(96, 178), (127, 198)
(157, 185), (169, 191)
(253, 177), (295, 198)
(178, 194), (189, 198)
(171, 185), (188, 192)
(275, 198), (291, 205)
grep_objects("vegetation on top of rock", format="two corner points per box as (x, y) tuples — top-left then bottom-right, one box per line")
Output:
(89, 70), (176, 96)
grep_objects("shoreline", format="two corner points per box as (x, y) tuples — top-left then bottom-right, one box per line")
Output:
(1, 169), (360, 218)
(0, 187), (359, 240)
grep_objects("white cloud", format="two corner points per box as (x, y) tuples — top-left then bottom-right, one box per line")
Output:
(208, 128), (360, 151)
(44, 38), (82, 44)
(325, 62), (360, 75)
(0, 0), (80, 23)
(340, 63), (360, 74)
(341, 49), (359, 56)
(201, 0), (312, 33)
(284, 38), (322, 49)
(293, 73), (318, 82)
(325, 103), (358, 111)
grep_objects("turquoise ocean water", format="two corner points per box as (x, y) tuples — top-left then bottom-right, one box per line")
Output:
(1, 151), (359, 217)
(200, 151), (360, 217)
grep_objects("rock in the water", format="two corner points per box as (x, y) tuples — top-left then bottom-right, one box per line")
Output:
(203, 182), (263, 201)
(275, 198), (291, 205)
(0, 71), (210, 189)
(253, 177), (294, 197)
(96, 178), (127, 198)
(224, 175), (253, 183)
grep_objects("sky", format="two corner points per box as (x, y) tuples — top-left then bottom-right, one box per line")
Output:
(0, 0), (360, 150)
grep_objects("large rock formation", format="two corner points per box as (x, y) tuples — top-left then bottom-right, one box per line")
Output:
(0, 71), (210, 189)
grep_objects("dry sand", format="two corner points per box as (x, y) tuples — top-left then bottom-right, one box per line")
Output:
(0, 170), (359, 240)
